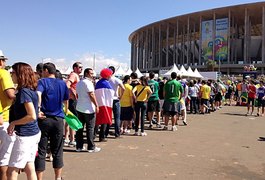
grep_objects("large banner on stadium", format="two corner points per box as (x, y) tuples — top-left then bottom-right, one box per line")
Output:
(215, 18), (228, 62)
(201, 20), (213, 62)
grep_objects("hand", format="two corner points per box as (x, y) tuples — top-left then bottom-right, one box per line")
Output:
(95, 106), (99, 114)
(38, 111), (46, 119)
(7, 122), (15, 136)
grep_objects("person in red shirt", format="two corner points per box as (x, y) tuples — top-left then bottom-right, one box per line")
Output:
(246, 80), (256, 116)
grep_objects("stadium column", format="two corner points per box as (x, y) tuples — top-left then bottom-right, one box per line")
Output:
(199, 15), (202, 66)
(261, 6), (265, 74)
(244, 8), (249, 64)
(166, 22), (169, 67)
(228, 10), (231, 65)
(159, 24), (161, 68)
(187, 16), (190, 66)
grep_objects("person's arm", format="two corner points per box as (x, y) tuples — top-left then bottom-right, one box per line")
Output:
(89, 91), (99, 113)
(118, 83), (125, 100)
(7, 102), (36, 135)
(63, 100), (69, 115)
(37, 91), (46, 119)
(5, 88), (16, 100)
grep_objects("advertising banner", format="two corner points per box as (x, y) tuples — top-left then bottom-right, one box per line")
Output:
(215, 18), (228, 62)
(201, 20), (213, 62)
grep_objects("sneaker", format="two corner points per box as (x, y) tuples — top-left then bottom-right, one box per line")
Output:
(183, 121), (187, 126)
(88, 147), (101, 153)
(64, 140), (70, 147)
(140, 132), (147, 136)
(245, 112), (249, 116)
(149, 124), (153, 129)
(134, 131), (140, 136)
(68, 141), (76, 147)
(156, 124), (162, 128)
(163, 126), (168, 130)
(76, 147), (87, 152)
(172, 126), (177, 131)
(257, 113), (260, 117)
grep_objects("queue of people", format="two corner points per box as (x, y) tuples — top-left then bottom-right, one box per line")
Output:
(0, 48), (265, 180)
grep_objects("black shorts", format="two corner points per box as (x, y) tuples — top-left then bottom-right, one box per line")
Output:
(163, 101), (178, 114)
(257, 98), (265, 107)
(201, 98), (208, 106)
(147, 100), (160, 112)
(215, 92), (222, 101)
(247, 98), (255, 106)
(120, 107), (134, 121)
(163, 111), (178, 116)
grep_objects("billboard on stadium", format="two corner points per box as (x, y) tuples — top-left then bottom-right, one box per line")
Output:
(201, 20), (214, 62)
(215, 18), (228, 63)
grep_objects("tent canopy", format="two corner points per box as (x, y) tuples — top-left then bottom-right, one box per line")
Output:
(164, 64), (179, 76)
(115, 66), (126, 76)
(193, 68), (203, 79)
(134, 68), (143, 78)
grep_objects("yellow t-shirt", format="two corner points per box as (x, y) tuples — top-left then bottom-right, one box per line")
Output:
(133, 85), (152, 102)
(201, 84), (211, 100)
(120, 84), (133, 107)
(0, 69), (15, 122)
(0, 100), (2, 114)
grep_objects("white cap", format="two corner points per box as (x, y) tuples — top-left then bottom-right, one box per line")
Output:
(0, 50), (8, 60)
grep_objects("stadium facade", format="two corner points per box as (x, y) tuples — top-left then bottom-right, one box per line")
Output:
(129, 2), (265, 75)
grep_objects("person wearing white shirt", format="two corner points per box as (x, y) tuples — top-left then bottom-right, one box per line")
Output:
(105, 66), (125, 138)
(76, 68), (100, 153)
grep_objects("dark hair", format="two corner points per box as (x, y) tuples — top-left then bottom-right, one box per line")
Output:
(55, 69), (63, 79)
(140, 76), (148, 86)
(12, 62), (38, 90)
(72, 62), (82, 69)
(108, 66), (115, 74)
(36, 63), (43, 72)
(123, 75), (130, 83)
(189, 81), (194, 87)
(201, 80), (206, 84)
(171, 72), (177, 79)
(149, 71), (155, 79)
(130, 72), (138, 79)
(84, 68), (93, 77)
(43, 62), (57, 74)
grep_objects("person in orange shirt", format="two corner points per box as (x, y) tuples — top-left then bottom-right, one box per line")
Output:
(65, 62), (83, 146)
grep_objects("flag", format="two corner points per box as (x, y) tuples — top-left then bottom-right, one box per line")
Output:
(95, 78), (114, 125)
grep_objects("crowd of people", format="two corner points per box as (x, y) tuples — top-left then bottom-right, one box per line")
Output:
(0, 49), (264, 180)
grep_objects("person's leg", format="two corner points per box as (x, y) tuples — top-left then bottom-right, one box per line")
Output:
(6, 167), (19, 180)
(67, 99), (77, 144)
(99, 124), (107, 141)
(113, 100), (121, 137)
(134, 102), (140, 133)
(86, 113), (96, 150)
(24, 162), (37, 180)
(76, 112), (85, 150)
(50, 119), (64, 179)
(140, 103), (147, 133)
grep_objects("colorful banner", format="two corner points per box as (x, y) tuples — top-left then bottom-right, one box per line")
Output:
(201, 20), (213, 62)
(215, 18), (228, 62)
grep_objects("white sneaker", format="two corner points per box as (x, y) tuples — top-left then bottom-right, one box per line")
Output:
(134, 131), (140, 136)
(69, 141), (76, 147)
(140, 132), (147, 136)
(76, 147), (87, 152)
(172, 126), (177, 131)
(88, 147), (101, 153)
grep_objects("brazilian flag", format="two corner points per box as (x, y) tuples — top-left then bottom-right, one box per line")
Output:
(64, 109), (83, 131)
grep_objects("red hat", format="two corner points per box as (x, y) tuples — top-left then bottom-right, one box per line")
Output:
(100, 68), (113, 79)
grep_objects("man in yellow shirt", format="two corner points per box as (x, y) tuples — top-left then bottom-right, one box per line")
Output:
(0, 50), (15, 180)
(200, 80), (211, 114)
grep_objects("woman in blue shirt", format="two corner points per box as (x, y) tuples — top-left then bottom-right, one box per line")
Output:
(7, 62), (40, 180)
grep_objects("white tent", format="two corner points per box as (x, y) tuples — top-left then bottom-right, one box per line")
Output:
(115, 66), (126, 76)
(187, 67), (196, 78)
(179, 65), (189, 77)
(134, 68), (143, 78)
(164, 64), (179, 76)
(193, 68), (203, 79)
(125, 68), (132, 75)
(62, 66), (72, 75)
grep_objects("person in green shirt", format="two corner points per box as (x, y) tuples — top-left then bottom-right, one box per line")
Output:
(162, 72), (183, 131)
(147, 71), (161, 128)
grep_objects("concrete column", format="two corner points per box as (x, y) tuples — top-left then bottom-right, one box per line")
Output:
(159, 24), (161, 67)
(173, 23), (176, 64)
(228, 10), (231, 64)
(166, 23), (169, 67)
(199, 16), (202, 65)
(176, 19), (179, 65)
(152, 27), (155, 69)
(244, 8), (248, 64)
(187, 17), (190, 66)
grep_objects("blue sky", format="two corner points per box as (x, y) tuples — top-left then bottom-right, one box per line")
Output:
(1, 0), (264, 72)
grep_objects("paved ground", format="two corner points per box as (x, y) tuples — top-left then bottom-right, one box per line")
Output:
(20, 106), (265, 180)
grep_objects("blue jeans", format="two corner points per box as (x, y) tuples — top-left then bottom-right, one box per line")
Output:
(105, 100), (121, 137)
